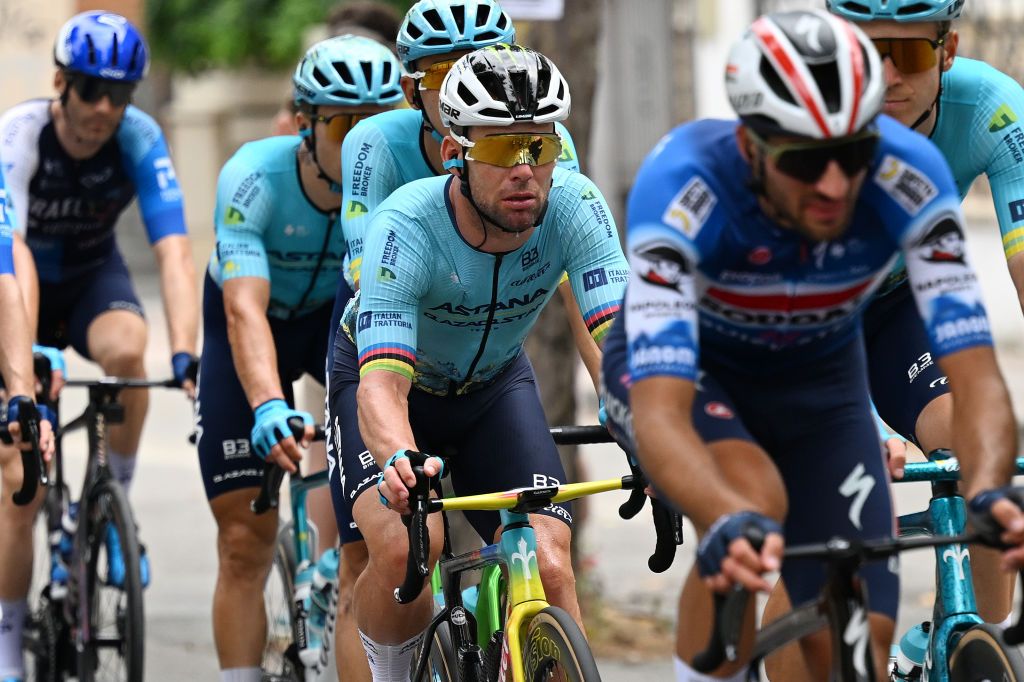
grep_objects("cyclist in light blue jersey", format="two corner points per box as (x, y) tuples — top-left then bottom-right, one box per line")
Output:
(194, 35), (402, 682)
(824, 0), (1024, 627)
(326, 45), (627, 682)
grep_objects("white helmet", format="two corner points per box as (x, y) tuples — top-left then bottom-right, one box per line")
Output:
(438, 43), (570, 129)
(726, 9), (884, 138)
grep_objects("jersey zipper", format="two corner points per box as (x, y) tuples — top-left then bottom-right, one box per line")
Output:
(455, 253), (503, 395)
(290, 211), (337, 319)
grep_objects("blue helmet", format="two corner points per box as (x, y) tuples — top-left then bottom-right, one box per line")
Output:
(293, 35), (404, 107)
(826, 0), (965, 22)
(397, 0), (516, 73)
(53, 11), (148, 82)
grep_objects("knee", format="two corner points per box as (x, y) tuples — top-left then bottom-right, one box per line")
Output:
(536, 539), (576, 599)
(216, 519), (275, 583)
(98, 347), (145, 377)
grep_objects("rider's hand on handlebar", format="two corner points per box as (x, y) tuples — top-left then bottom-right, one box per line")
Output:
(171, 352), (200, 399)
(884, 436), (907, 480)
(697, 511), (784, 594)
(32, 345), (66, 401)
(378, 449), (444, 515)
(250, 399), (314, 473)
(3, 397), (55, 462)
(968, 487), (1024, 570)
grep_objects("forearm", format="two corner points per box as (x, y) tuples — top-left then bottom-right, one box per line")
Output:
(225, 300), (284, 409)
(356, 376), (417, 467)
(12, 235), (38, 338)
(155, 235), (199, 354)
(0, 276), (34, 396)
(558, 280), (602, 393)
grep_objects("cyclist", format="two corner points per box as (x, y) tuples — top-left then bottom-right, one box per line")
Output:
(0, 165), (58, 682)
(825, 0), (1024, 627)
(600, 10), (1022, 681)
(326, 44), (627, 681)
(194, 35), (402, 682)
(0, 11), (199, 495)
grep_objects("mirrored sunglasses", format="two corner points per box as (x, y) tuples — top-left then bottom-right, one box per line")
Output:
(409, 60), (457, 91)
(460, 133), (563, 168)
(872, 36), (945, 74)
(314, 113), (375, 143)
(748, 128), (880, 184)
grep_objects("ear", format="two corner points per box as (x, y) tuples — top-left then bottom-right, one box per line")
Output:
(440, 135), (463, 176)
(401, 75), (419, 109)
(942, 30), (959, 71)
(54, 69), (65, 91)
(735, 126), (756, 163)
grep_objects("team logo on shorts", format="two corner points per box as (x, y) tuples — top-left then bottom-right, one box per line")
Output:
(704, 402), (734, 419)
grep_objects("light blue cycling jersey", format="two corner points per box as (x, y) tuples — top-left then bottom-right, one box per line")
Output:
(340, 108), (580, 287)
(208, 136), (344, 319)
(624, 116), (992, 382)
(0, 100), (186, 282)
(343, 167), (627, 395)
(0, 166), (12, 275)
(877, 57), (1024, 294)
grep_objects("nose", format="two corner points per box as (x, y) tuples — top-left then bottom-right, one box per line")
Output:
(508, 162), (536, 181)
(814, 160), (851, 199)
(882, 57), (902, 87)
(92, 95), (116, 114)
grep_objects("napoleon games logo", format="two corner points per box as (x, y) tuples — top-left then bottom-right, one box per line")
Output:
(917, 218), (966, 265)
(635, 240), (690, 293)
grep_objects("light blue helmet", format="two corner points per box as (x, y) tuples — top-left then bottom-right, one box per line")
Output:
(293, 35), (403, 107)
(397, 0), (516, 73)
(826, 0), (964, 22)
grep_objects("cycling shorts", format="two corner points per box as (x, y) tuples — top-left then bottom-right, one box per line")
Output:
(37, 250), (143, 359)
(863, 281), (950, 446)
(196, 273), (332, 500)
(326, 331), (571, 546)
(601, 316), (899, 619)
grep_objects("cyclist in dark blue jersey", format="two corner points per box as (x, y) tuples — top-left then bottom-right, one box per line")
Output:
(194, 35), (403, 682)
(0, 12), (199, 496)
(600, 10), (1024, 681)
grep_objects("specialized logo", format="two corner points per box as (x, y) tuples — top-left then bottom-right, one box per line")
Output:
(510, 537), (537, 581)
(662, 176), (717, 237)
(377, 266), (396, 282)
(989, 104), (1019, 133)
(346, 200), (368, 219)
(916, 218), (965, 265)
(583, 267), (609, 292)
(839, 462), (875, 530)
(874, 155), (937, 216)
(843, 606), (870, 679)
(635, 240), (690, 293)
(942, 544), (970, 581)
(791, 13), (827, 54)
(521, 246), (540, 269)
(224, 207), (245, 225)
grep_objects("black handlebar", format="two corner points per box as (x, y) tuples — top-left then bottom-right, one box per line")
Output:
(549, 424), (614, 445)
(250, 418), (327, 515)
(394, 459), (433, 604)
(4, 401), (47, 506)
(616, 458), (683, 572)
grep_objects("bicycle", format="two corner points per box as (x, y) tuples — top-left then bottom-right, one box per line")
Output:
(691, 481), (1024, 680)
(21, 372), (182, 682)
(395, 425), (684, 682)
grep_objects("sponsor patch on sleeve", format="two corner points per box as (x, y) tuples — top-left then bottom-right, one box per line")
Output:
(874, 155), (938, 216)
(661, 176), (717, 238)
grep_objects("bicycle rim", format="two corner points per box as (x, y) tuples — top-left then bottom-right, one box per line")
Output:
(521, 607), (601, 682)
(77, 480), (144, 682)
(262, 521), (301, 681)
(948, 622), (1024, 681)
(23, 490), (64, 681)
(423, 619), (457, 682)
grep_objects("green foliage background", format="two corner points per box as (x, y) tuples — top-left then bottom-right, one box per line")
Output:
(146, 0), (411, 73)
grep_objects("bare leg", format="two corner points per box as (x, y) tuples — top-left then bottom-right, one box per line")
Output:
(87, 310), (149, 464)
(335, 541), (371, 682)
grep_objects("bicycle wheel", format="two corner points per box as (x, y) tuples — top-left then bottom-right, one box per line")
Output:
(415, 618), (457, 682)
(521, 606), (600, 682)
(22, 488), (67, 682)
(948, 623), (1024, 681)
(262, 520), (302, 681)
(76, 479), (144, 682)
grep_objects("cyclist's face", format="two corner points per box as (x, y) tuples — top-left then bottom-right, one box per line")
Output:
(861, 21), (957, 127)
(300, 104), (392, 183)
(403, 51), (471, 135)
(56, 71), (126, 146)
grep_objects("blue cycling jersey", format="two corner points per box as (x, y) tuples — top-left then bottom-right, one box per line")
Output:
(343, 167), (627, 395)
(623, 116), (992, 383)
(0, 166), (12, 275)
(0, 100), (186, 282)
(339, 108), (580, 287)
(877, 57), (1024, 294)
(208, 136), (345, 319)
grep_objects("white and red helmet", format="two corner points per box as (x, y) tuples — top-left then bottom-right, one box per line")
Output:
(726, 9), (884, 139)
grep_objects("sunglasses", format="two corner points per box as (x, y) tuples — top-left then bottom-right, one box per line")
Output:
(69, 75), (136, 107)
(408, 60), (457, 91)
(871, 36), (946, 74)
(748, 128), (880, 184)
(313, 112), (375, 143)
(455, 132), (563, 168)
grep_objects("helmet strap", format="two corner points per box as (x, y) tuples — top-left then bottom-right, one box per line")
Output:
(412, 87), (445, 144)
(910, 52), (946, 133)
(303, 107), (342, 194)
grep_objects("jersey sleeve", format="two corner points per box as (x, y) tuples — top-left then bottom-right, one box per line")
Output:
(975, 74), (1024, 259)
(0, 168), (13, 275)
(623, 155), (720, 384)
(874, 141), (995, 358)
(117, 107), (187, 243)
(341, 121), (404, 287)
(353, 209), (432, 381)
(212, 154), (275, 283)
(557, 175), (628, 345)
(554, 122), (580, 173)
(0, 104), (43, 236)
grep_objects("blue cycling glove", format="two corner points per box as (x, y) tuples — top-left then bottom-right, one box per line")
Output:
(250, 399), (313, 460)
(968, 486), (1024, 548)
(32, 345), (66, 379)
(598, 398), (608, 428)
(0, 396), (53, 445)
(696, 511), (782, 578)
(171, 352), (200, 387)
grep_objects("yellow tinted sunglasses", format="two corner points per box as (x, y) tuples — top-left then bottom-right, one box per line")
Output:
(313, 113), (375, 143)
(409, 60), (457, 91)
(458, 133), (563, 167)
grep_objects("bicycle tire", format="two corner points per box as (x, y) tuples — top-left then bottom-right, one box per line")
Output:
(262, 520), (302, 681)
(948, 622), (1024, 681)
(23, 487), (64, 682)
(521, 606), (601, 682)
(76, 479), (144, 682)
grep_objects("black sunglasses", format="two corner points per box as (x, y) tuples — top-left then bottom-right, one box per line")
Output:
(69, 75), (136, 107)
(748, 128), (880, 184)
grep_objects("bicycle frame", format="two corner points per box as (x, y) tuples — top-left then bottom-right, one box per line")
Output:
(286, 468), (330, 565)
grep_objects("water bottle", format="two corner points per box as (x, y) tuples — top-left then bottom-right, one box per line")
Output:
(892, 622), (929, 680)
(293, 560), (316, 668)
(307, 548), (339, 670)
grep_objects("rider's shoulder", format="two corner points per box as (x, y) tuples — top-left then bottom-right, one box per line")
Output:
(376, 173), (448, 216)
(0, 99), (50, 141)
(348, 108), (419, 147)
(873, 114), (951, 177)
(942, 57), (1023, 107)
(115, 105), (167, 151)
